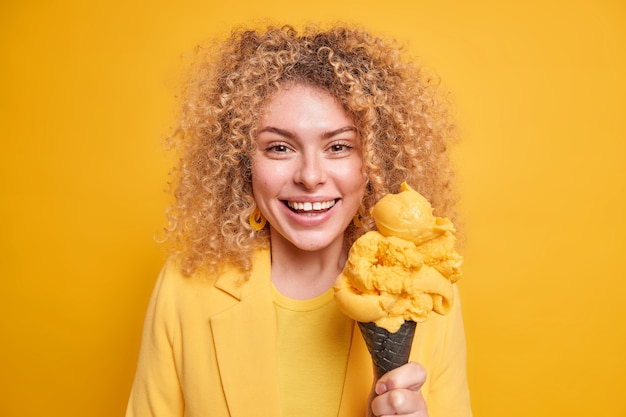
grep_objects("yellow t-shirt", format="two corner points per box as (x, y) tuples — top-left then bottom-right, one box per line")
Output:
(273, 286), (354, 417)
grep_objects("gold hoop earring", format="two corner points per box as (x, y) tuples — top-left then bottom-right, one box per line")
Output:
(353, 206), (365, 227)
(249, 208), (267, 231)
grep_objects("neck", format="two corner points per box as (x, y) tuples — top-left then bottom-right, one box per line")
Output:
(269, 231), (348, 300)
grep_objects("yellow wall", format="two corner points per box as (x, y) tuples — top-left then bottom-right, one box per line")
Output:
(1, 1), (624, 416)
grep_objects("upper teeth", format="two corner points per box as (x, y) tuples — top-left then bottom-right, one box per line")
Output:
(288, 200), (336, 211)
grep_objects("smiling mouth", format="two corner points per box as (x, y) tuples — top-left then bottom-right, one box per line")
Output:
(285, 199), (337, 213)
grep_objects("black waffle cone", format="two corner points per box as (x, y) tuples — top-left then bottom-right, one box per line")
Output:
(358, 320), (417, 379)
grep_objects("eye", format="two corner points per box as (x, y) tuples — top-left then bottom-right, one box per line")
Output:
(263, 142), (294, 158)
(269, 144), (289, 153)
(327, 141), (354, 155)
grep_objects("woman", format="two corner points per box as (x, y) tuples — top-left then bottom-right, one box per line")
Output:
(127, 25), (471, 417)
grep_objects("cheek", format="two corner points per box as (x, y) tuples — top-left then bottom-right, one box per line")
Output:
(253, 159), (293, 182)
(352, 178), (367, 201)
(250, 163), (267, 201)
(342, 160), (367, 193)
(251, 156), (270, 185)
(251, 160), (288, 199)
(251, 172), (270, 198)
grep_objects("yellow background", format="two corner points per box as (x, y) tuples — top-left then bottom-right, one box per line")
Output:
(1, 1), (625, 416)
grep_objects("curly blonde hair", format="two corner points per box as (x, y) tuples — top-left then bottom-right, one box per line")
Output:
(165, 24), (457, 277)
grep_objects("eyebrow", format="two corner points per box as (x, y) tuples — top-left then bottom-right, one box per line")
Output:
(257, 126), (357, 140)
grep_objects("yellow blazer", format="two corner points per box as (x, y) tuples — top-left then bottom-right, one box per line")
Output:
(126, 249), (471, 417)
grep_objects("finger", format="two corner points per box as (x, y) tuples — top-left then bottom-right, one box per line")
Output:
(370, 388), (427, 417)
(376, 362), (427, 394)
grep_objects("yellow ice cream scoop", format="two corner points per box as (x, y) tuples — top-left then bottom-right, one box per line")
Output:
(371, 182), (455, 245)
(334, 182), (462, 333)
(334, 231), (455, 332)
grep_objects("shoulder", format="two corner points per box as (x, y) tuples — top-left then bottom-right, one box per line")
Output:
(413, 284), (466, 355)
(411, 284), (471, 415)
(153, 248), (272, 316)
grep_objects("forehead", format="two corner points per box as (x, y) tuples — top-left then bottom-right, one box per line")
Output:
(259, 83), (353, 127)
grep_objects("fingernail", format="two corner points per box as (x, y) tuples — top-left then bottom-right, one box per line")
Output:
(375, 382), (388, 395)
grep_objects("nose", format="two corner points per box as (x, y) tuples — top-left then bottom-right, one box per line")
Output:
(294, 153), (327, 189)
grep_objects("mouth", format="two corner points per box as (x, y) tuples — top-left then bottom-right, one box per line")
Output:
(285, 199), (337, 214)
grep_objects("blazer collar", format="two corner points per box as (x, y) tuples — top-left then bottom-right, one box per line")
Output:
(214, 247), (271, 300)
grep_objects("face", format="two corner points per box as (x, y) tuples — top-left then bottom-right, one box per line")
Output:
(251, 84), (366, 254)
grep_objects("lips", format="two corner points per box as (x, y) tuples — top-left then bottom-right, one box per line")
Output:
(286, 199), (337, 213)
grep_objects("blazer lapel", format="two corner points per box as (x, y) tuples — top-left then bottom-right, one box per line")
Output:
(210, 249), (282, 417)
(338, 323), (373, 417)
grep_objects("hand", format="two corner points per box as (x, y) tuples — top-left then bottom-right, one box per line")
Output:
(367, 362), (429, 417)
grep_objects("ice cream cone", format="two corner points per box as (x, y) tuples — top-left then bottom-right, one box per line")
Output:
(335, 183), (461, 380)
(358, 320), (417, 379)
